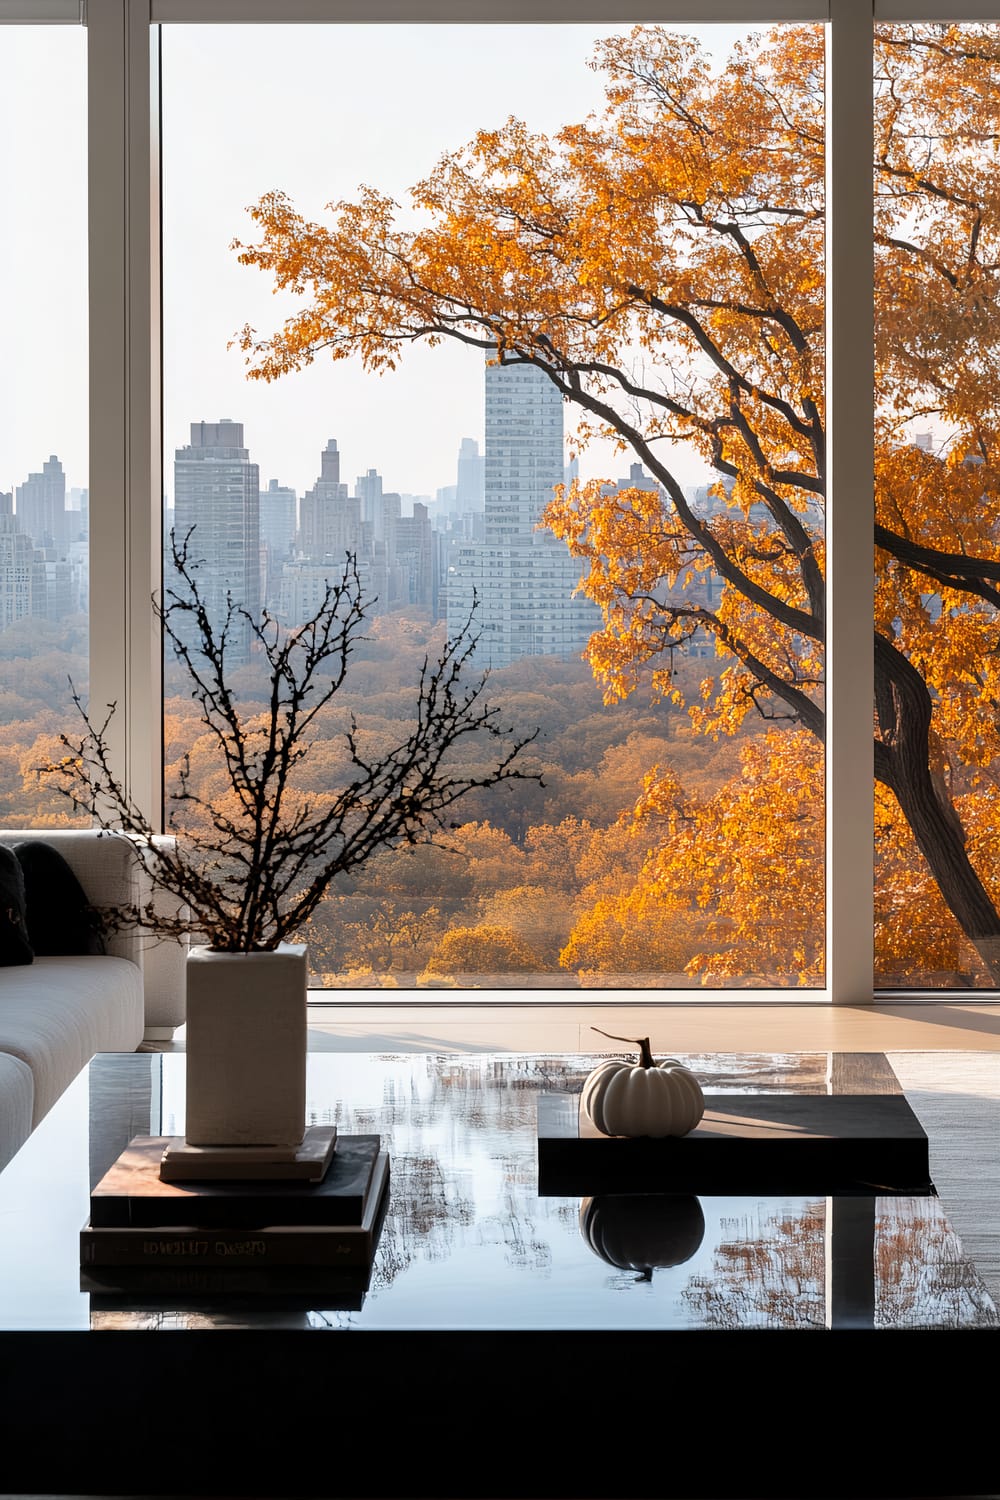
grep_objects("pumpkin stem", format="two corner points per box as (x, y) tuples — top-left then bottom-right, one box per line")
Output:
(591, 1027), (655, 1069)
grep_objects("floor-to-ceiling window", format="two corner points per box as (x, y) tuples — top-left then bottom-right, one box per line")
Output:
(17, 2), (1000, 1003)
(0, 20), (89, 829)
(873, 20), (1000, 991)
(159, 17), (828, 993)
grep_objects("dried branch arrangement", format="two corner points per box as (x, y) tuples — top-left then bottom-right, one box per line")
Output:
(40, 531), (538, 952)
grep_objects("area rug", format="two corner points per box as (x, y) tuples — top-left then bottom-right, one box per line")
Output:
(887, 1049), (1000, 1309)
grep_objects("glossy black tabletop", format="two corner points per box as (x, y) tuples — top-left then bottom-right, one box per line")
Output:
(2, 1048), (999, 1499)
(0, 1047), (995, 1335)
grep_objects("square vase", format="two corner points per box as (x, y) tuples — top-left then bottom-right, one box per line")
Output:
(184, 943), (308, 1147)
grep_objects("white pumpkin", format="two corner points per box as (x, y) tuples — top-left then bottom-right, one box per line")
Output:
(581, 1031), (705, 1138)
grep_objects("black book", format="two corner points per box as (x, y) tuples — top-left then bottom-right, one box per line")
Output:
(89, 1133), (381, 1228)
(83, 1263), (373, 1315)
(82, 1152), (390, 1267)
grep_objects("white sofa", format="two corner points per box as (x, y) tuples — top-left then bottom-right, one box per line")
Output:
(0, 828), (188, 1171)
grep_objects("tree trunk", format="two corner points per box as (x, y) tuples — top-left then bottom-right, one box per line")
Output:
(875, 632), (1000, 984)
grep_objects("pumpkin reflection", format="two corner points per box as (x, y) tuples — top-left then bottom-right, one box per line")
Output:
(579, 1193), (706, 1280)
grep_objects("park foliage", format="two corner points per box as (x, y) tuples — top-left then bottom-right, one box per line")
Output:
(228, 22), (1000, 987)
(7, 24), (1000, 987)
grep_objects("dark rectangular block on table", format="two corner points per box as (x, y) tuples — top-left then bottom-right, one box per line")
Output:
(536, 1092), (933, 1196)
(89, 1133), (382, 1228)
(82, 1151), (391, 1267)
(82, 1263), (372, 1313)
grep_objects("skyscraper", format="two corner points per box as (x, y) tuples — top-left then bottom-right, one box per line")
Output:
(15, 454), (68, 552)
(283, 438), (371, 624)
(392, 501), (437, 614)
(0, 492), (47, 626)
(298, 439), (358, 559)
(260, 477), (297, 612)
(260, 478), (297, 560)
(447, 360), (599, 667)
(456, 437), (485, 512)
(354, 467), (384, 539)
(172, 419), (260, 665)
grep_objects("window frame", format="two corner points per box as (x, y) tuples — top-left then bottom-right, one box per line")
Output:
(7, 0), (996, 1002)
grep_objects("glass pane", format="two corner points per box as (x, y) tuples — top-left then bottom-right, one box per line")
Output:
(0, 25), (89, 828)
(162, 21), (825, 991)
(874, 23), (1000, 989)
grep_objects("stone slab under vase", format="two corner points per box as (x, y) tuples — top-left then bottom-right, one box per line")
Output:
(184, 942), (307, 1147)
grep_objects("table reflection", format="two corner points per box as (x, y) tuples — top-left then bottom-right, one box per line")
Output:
(79, 1051), (1000, 1333)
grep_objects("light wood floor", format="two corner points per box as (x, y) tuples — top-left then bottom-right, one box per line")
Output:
(152, 997), (1000, 1052)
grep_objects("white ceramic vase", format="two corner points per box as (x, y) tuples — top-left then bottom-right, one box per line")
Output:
(184, 942), (308, 1147)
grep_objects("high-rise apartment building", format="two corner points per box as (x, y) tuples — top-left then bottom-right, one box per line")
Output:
(456, 437), (485, 511)
(172, 419), (260, 665)
(391, 501), (437, 614)
(15, 454), (68, 552)
(607, 461), (659, 498)
(0, 493), (47, 627)
(282, 438), (368, 623)
(298, 439), (359, 561)
(355, 467), (385, 540)
(260, 478), (297, 560)
(260, 478), (297, 612)
(278, 555), (376, 626)
(447, 360), (600, 667)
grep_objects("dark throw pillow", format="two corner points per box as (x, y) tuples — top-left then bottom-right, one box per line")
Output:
(13, 840), (107, 957)
(0, 844), (33, 966)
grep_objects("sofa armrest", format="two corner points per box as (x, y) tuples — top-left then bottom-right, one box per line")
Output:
(0, 828), (188, 1035)
(129, 835), (189, 1034)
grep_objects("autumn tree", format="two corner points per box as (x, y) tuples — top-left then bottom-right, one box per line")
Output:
(478, 884), (570, 967)
(42, 540), (540, 952)
(559, 887), (701, 983)
(233, 23), (1000, 983)
(563, 729), (824, 985)
(421, 922), (544, 978)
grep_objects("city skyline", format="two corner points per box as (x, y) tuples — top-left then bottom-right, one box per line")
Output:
(12, 418), (677, 522)
(3, 21), (738, 502)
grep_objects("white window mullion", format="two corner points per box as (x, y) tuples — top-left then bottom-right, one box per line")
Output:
(87, 0), (162, 829)
(825, 0), (875, 1002)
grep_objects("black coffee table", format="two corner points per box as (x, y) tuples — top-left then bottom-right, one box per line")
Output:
(0, 1048), (996, 1498)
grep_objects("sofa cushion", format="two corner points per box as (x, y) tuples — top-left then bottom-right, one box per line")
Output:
(0, 829), (191, 1035)
(14, 839), (107, 957)
(0, 954), (143, 1126)
(0, 846), (33, 967)
(0, 1051), (34, 1172)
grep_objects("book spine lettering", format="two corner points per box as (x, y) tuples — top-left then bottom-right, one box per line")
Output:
(80, 1227), (374, 1268)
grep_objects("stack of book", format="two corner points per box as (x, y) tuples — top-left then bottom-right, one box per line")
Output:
(80, 1126), (390, 1307)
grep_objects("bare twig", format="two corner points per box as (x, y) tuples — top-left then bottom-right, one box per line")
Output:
(39, 531), (540, 952)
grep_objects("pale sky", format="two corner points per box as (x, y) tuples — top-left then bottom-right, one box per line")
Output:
(3, 21), (749, 506)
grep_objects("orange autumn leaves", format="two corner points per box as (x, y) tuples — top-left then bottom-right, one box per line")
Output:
(232, 23), (1000, 985)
